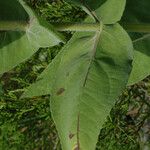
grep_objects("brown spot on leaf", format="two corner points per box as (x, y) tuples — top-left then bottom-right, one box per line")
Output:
(74, 146), (79, 150)
(56, 88), (65, 95)
(69, 133), (75, 139)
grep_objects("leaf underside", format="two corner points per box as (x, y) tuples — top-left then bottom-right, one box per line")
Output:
(23, 23), (133, 150)
(22, 1), (134, 150)
(50, 24), (133, 150)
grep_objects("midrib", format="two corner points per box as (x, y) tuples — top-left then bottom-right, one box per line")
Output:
(82, 29), (102, 87)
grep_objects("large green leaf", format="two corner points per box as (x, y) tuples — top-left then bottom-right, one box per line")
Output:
(0, 0), (64, 74)
(51, 24), (132, 150)
(121, 0), (150, 85)
(23, 23), (133, 149)
(22, 1), (133, 149)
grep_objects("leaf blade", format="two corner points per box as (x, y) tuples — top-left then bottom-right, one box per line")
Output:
(0, 0), (64, 74)
(128, 36), (150, 85)
(50, 24), (133, 150)
(95, 0), (126, 24)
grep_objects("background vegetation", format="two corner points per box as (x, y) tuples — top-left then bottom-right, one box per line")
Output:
(0, 0), (150, 149)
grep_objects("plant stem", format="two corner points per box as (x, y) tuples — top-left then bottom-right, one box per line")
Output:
(0, 21), (101, 32)
(0, 21), (28, 31)
(52, 23), (101, 32)
(0, 21), (150, 33)
(122, 23), (150, 33)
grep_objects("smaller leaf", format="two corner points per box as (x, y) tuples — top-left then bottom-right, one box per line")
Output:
(128, 35), (150, 85)
(66, 0), (126, 24)
(0, 0), (64, 74)
(95, 0), (126, 24)
(121, 0), (150, 85)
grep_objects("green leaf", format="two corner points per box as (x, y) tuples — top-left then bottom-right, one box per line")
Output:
(128, 35), (150, 85)
(51, 24), (133, 150)
(22, 1), (133, 149)
(0, 0), (64, 74)
(95, 0), (126, 24)
(121, 0), (150, 85)
(23, 24), (133, 150)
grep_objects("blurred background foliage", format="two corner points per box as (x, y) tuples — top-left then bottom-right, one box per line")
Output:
(0, 0), (150, 149)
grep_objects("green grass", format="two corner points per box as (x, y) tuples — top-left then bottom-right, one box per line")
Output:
(0, 0), (150, 149)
